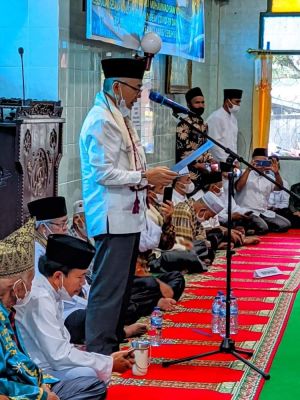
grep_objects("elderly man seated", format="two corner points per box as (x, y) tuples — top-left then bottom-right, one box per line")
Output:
(16, 234), (134, 386)
(235, 148), (291, 233)
(0, 220), (107, 400)
(172, 191), (224, 254)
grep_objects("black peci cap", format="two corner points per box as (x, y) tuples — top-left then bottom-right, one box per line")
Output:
(46, 234), (95, 270)
(101, 58), (146, 79)
(28, 197), (67, 221)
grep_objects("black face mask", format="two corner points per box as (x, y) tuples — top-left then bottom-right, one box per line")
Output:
(189, 106), (204, 117)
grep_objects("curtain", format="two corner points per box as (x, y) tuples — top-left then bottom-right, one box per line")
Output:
(252, 54), (273, 150)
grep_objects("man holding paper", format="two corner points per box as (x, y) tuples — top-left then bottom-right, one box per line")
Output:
(176, 87), (214, 192)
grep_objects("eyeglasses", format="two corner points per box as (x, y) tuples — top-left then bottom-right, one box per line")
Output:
(115, 80), (143, 95)
(48, 219), (69, 229)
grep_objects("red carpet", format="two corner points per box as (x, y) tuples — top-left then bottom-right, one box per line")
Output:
(108, 230), (300, 399)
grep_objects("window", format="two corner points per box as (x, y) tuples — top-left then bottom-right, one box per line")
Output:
(260, 12), (300, 158)
(269, 55), (300, 158)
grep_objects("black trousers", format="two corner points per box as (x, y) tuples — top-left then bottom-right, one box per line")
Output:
(86, 233), (140, 355)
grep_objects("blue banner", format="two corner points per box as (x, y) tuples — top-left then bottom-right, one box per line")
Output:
(87, 0), (205, 62)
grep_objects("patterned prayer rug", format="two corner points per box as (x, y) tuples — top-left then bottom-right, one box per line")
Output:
(108, 231), (300, 399)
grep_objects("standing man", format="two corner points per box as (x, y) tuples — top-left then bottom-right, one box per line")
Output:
(79, 57), (177, 354)
(207, 89), (243, 162)
(176, 87), (214, 191)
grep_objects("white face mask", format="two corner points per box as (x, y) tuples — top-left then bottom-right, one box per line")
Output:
(116, 85), (130, 117)
(214, 187), (224, 197)
(185, 182), (195, 194)
(197, 210), (207, 223)
(234, 168), (241, 178)
(228, 100), (240, 114)
(43, 223), (53, 239)
(57, 274), (73, 302)
(13, 280), (31, 307)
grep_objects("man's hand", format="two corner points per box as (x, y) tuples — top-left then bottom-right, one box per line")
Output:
(112, 350), (135, 373)
(157, 298), (177, 311)
(0, 396), (9, 400)
(270, 158), (279, 174)
(145, 167), (178, 186)
(42, 385), (59, 400)
(47, 393), (60, 400)
(160, 200), (174, 223)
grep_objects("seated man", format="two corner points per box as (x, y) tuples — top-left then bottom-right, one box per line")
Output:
(172, 191), (224, 252)
(235, 148), (291, 233)
(69, 200), (88, 241)
(28, 196), (69, 273)
(16, 234), (134, 384)
(201, 171), (260, 246)
(171, 167), (195, 206)
(0, 220), (107, 400)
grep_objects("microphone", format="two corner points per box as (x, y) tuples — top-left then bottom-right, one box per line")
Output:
(149, 91), (196, 116)
(18, 47), (26, 106)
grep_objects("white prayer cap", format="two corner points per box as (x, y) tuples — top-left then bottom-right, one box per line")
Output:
(201, 191), (224, 214)
(178, 166), (189, 175)
(73, 200), (84, 215)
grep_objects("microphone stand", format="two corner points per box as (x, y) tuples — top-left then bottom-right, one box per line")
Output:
(161, 112), (298, 380)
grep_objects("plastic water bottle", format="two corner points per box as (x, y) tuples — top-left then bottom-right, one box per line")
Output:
(230, 296), (238, 335)
(149, 306), (163, 346)
(219, 300), (226, 337)
(211, 294), (221, 333)
(218, 291), (225, 302)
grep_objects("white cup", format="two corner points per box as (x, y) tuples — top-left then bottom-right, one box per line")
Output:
(131, 340), (150, 376)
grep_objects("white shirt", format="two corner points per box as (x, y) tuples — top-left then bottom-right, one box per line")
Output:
(206, 107), (238, 162)
(139, 215), (162, 252)
(268, 179), (290, 209)
(79, 91), (147, 237)
(15, 275), (113, 383)
(235, 170), (275, 215)
(34, 240), (45, 277)
(218, 179), (251, 222)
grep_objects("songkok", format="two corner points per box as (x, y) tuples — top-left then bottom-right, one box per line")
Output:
(202, 171), (222, 187)
(73, 200), (84, 215)
(178, 166), (190, 175)
(101, 58), (146, 79)
(0, 219), (34, 278)
(224, 89), (243, 100)
(46, 234), (95, 270)
(185, 87), (203, 104)
(201, 191), (224, 214)
(28, 197), (67, 221)
(252, 148), (268, 158)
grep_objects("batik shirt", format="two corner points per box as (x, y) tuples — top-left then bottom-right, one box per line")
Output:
(176, 115), (213, 187)
(0, 301), (57, 399)
(172, 199), (206, 242)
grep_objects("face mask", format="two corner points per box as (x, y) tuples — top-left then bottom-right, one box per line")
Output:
(197, 210), (207, 223)
(155, 194), (164, 204)
(228, 100), (240, 114)
(184, 182), (195, 194)
(43, 223), (53, 239)
(116, 85), (130, 117)
(57, 274), (73, 302)
(214, 187), (224, 197)
(13, 280), (31, 307)
(190, 106), (204, 117)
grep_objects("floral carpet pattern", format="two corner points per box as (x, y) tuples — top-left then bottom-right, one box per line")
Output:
(108, 230), (300, 400)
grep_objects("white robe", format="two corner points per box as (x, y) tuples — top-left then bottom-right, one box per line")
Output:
(206, 107), (238, 162)
(15, 275), (113, 383)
